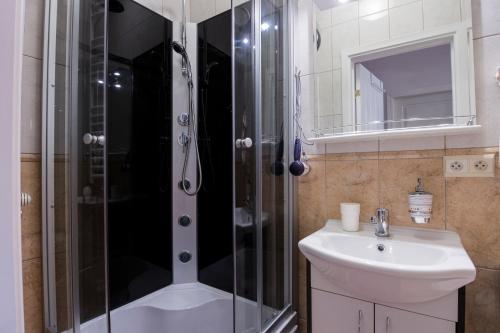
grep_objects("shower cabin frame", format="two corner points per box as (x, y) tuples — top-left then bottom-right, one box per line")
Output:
(232, 0), (298, 331)
(42, 0), (299, 332)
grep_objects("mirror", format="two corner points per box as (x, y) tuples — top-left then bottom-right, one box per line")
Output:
(294, 0), (478, 142)
(354, 44), (454, 131)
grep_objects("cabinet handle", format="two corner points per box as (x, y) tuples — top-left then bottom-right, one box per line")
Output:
(385, 316), (391, 333)
(358, 310), (363, 333)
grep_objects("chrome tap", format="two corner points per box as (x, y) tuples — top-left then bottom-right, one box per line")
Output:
(371, 208), (390, 237)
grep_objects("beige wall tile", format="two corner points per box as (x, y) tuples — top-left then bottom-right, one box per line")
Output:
(21, 56), (43, 155)
(446, 147), (499, 156)
(21, 160), (42, 235)
(21, 160), (42, 264)
(379, 149), (444, 159)
(325, 151), (379, 161)
(23, 0), (45, 59)
(326, 159), (379, 222)
(22, 232), (42, 262)
(298, 318), (307, 333)
(23, 258), (44, 333)
(446, 177), (500, 269)
(379, 158), (445, 229)
(298, 160), (327, 239)
(465, 268), (500, 333)
(21, 153), (41, 162)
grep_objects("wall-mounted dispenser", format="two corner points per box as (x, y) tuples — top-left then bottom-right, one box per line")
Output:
(408, 178), (433, 224)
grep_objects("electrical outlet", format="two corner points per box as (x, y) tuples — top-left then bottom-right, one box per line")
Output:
(444, 156), (469, 177)
(469, 154), (495, 177)
(444, 155), (495, 177)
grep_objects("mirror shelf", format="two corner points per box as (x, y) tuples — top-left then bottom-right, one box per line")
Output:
(308, 124), (481, 144)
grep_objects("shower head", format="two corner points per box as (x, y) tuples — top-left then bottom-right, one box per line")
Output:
(172, 41), (187, 55)
(172, 41), (193, 86)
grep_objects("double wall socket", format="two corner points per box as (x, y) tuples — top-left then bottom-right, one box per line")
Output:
(444, 154), (495, 177)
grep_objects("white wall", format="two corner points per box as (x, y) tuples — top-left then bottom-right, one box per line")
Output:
(296, 0), (500, 153)
(190, 0), (231, 23)
(134, 0), (188, 22)
(0, 0), (25, 331)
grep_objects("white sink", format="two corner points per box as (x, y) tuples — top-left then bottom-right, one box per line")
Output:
(298, 220), (476, 304)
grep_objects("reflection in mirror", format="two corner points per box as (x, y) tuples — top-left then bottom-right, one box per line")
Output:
(354, 44), (453, 132)
(294, 0), (477, 142)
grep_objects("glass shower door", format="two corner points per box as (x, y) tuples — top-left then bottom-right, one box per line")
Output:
(70, 0), (109, 330)
(233, 0), (259, 331)
(43, 0), (110, 331)
(233, 0), (291, 331)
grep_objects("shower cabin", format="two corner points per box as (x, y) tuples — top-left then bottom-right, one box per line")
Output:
(42, 0), (297, 332)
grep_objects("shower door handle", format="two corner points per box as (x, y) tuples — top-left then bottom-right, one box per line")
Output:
(83, 133), (105, 146)
(235, 137), (253, 149)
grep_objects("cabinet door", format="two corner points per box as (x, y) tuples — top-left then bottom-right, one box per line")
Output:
(312, 289), (374, 333)
(375, 305), (455, 333)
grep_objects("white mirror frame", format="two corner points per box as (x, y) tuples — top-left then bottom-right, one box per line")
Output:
(309, 22), (481, 144)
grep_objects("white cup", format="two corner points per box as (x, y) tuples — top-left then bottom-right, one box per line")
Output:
(340, 203), (360, 232)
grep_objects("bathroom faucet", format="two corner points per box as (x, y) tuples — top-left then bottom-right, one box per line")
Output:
(371, 208), (390, 237)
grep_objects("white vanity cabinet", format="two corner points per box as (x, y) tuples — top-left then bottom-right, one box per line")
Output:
(311, 289), (374, 333)
(374, 305), (455, 333)
(311, 289), (456, 333)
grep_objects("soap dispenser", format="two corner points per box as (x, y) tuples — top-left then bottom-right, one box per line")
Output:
(408, 178), (433, 224)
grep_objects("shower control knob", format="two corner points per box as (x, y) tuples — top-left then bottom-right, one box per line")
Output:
(236, 137), (253, 149)
(177, 113), (189, 126)
(82, 133), (105, 146)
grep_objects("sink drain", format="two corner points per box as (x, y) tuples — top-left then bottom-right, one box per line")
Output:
(377, 244), (385, 252)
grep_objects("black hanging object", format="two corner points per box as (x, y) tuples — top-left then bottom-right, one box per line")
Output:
(289, 138), (305, 176)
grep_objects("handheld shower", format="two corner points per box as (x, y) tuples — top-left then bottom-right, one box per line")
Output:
(172, 41), (187, 56)
(173, 40), (202, 196)
(172, 41), (193, 87)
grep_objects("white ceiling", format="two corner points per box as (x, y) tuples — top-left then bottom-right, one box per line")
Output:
(313, 0), (358, 10)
